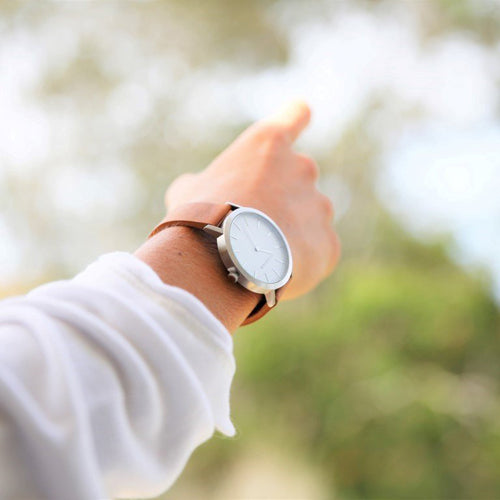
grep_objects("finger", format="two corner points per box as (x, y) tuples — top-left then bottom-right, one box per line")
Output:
(325, 230), (341, 276)
(263, 99), (311, 143)
(296, 154), (320, 182)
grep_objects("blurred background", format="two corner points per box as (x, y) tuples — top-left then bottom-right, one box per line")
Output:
(1, 0), (499, 498)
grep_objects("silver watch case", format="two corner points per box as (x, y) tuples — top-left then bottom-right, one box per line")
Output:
(202, 202), (293, 308)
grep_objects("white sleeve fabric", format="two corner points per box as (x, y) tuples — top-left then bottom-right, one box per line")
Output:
(0, 252), (236, 499)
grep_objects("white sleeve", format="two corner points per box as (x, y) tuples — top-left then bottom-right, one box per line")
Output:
(0, 252), (236, 500)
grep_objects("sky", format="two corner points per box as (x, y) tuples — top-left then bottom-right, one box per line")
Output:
(0, 3), (499, 297)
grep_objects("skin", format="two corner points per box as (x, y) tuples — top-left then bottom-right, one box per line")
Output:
(135, 100), (341, 333)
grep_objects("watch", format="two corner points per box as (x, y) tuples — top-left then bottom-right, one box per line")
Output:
(148, 201), (293, 325)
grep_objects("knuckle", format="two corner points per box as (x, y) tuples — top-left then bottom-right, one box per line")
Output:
(299, 155), (320, 181)
(165, 172), (196, 203)
(180, 172), (196, 182)
(171, 172), (195, 187)
(253, 123), (288, 148)
(318, 192), (335, 219)
(326, 229), (341, 273)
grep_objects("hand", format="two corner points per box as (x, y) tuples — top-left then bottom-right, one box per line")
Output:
(165, 100), (340, 301)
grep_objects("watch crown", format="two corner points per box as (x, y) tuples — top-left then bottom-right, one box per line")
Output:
(227, 266), (239, 283)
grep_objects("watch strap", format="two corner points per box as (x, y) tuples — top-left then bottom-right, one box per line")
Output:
(241, 283), (289, 325)
(148, 201), (288, 327)
(149, 202), (233, 238)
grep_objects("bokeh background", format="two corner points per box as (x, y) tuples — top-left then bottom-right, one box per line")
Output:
(1, 1), (500, 498)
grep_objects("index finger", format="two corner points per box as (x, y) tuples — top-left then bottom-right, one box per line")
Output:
(262, 100), (312, 143)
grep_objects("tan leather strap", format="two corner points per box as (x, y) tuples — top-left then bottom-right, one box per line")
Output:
(148, 202), (232, 238)
(241, 282), (289, 325)
(148, 201), (287, 327)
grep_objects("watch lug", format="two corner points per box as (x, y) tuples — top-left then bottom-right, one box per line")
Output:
(202, 224), (224, 237)
(265, 290), (276, 308)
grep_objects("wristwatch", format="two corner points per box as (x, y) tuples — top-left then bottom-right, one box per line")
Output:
(148, 201), (293, 325)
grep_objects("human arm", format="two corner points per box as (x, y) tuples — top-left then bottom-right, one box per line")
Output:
(0, 252), (236, 499)
(0, 101), (339, 499)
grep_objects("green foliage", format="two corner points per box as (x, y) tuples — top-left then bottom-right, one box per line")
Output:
(168, 220), (500, 499)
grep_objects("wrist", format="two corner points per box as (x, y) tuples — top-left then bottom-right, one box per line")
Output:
(134, 225), (260, 333)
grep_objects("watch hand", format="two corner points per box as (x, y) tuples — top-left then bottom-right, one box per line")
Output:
(242, 227), (258, 249)
(257, 249), (273, 254)
(261, 253), (274, 269)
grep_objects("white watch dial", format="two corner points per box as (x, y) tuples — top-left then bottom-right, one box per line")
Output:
(228, 211), (290, 285)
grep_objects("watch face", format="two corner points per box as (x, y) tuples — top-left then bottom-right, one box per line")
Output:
(226, 210), (291, 287)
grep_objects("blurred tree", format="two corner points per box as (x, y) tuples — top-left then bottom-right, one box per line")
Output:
(166, 214), (500, 499)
